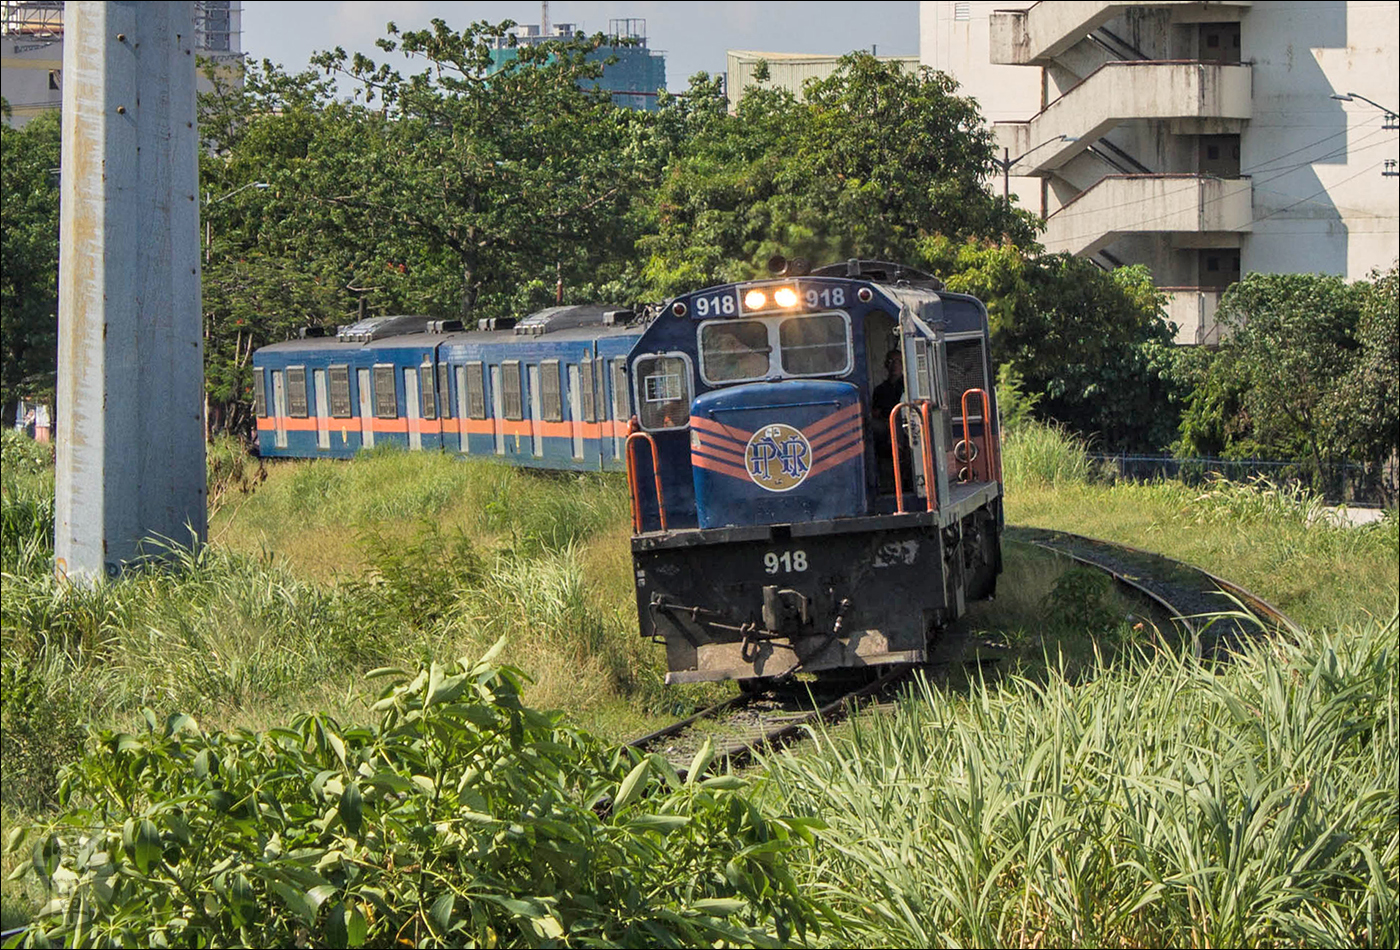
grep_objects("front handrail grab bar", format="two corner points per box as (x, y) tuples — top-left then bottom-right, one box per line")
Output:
(625, 418), (667, 533)
(961, 388), (1000, 484)
(889, 401), (939, 514)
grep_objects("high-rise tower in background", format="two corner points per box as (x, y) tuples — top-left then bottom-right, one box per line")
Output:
(487, 11), (666, 112)
(2, 0), (243, 126)
(921, 1), (1398, 343)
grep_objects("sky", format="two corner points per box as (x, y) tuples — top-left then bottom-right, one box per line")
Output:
(240, 1), (921, 91)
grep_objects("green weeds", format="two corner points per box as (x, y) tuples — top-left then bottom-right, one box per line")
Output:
(1001, 420), (1096, 490)
(765, 612), (1400, 948)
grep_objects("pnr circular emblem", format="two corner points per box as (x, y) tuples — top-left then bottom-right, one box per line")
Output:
(745, 423), (813, 492)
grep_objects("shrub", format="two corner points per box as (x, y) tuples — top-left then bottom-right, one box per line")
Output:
(0, 430), (52, 478)
(8, 644), (828, 948)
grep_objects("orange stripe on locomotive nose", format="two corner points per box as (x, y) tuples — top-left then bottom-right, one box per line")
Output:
(803, 401), (863, 437)
(691, 451), (751, 482)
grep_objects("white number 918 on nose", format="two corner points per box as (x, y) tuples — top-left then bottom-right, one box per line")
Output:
(763, 550), (808, 574)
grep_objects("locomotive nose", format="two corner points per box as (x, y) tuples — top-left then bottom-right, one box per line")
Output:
(689, 380), (867, 529)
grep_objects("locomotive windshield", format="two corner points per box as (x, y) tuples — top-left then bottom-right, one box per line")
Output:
(778, 314), (847, 375)
(699, 321), (770, 381)
(698, 312), (851, 384)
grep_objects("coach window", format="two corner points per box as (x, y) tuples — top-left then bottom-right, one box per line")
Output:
(419, 363), (437, 420)
(253, 370), (267, 417)
(612, 358), (629, 420)
(287, 367), (309, 418)
(699, 320), (770, 383)
(635, 354), (691, 431)
(502, 361), (524, 421)
(373, 365), (398, 419)
(436, 363), (451, 419)
(466, 362), (486, 419)
(778, 313), (850, 376)
(541, 360), (564, 422)
(579, 357), (596, 422)
(328, 365), (353, 418)
(593, 358), (608, 422)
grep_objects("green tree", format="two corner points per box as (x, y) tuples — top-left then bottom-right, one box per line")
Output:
(197, 61), (352, 436)
(0, 105), (62, 420)
(639, 55), (1033, 296)
(1176, 272), (1372, 494)
(921, 239), (1180, 452)
(1332, 265), (1397, 502)
(306, 20), (652, 319)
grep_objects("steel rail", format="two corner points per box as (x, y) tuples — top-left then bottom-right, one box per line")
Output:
(1005, 526), (1296, 652)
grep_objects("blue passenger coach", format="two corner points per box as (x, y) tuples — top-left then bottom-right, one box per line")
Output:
(253, 307), (644, 470)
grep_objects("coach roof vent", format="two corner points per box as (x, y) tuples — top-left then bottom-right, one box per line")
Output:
(513, 304), (624, 335)
(428, 319), (464, 334)
(336, 316), (435, 342)
(477, 317), (517, 331)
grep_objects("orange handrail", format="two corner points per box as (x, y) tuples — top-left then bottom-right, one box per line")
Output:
(889, 401), (938, 514)
(625, 418), (667, 533)
(960, 388), (1000, 484)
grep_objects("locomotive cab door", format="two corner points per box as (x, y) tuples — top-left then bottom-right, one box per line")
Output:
(899, 309), (951, 508)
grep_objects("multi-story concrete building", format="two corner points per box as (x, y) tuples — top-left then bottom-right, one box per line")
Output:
(921, 1), (1398, 343)
(2, 0), (242, 127)
(725, 50), (919, 112)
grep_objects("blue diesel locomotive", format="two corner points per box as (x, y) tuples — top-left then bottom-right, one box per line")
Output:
(251, 259), (1003, 684)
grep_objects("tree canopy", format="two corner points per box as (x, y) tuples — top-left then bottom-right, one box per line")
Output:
(0, 105), (61, 420)
(1175, 269), (1397, 499)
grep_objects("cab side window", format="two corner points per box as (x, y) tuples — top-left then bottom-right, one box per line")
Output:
(635, 355), (691, 430)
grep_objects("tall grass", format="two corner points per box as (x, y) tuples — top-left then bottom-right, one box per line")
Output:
(1001, 420), (1095, 490)
(764, 613), (1399, 948)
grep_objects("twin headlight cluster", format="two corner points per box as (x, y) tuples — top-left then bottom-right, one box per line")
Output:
(743, 287), (799, 311)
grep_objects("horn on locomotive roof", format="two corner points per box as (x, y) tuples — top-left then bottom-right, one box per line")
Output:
(764, 255), (812, 277)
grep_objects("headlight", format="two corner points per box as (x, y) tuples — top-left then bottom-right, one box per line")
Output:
(773, 287), (799, 307)
(744, 289), (767, 310)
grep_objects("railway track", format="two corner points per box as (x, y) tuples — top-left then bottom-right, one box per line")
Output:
(626, 527), (1297, 778)
(626, 664), (915, 778)
(1006, 527), (1295, 655)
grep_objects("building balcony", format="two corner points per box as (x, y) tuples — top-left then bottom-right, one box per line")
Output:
(989, 1), (1253, 67)
(994, 61), (1252, 175)
(1163, 287), (1227, 345)
(1042, 174), (1252, 257)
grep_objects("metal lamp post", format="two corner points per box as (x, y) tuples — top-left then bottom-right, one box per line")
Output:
(991, 135), (1078, 201)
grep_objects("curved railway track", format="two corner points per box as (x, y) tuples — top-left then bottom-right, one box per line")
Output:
(1005, 526), (1295, 653)
(627, 527), (1297, 775)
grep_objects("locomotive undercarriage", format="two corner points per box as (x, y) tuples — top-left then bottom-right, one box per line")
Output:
(634, 490), (1002, 684)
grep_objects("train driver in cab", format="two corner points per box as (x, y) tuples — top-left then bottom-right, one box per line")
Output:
(871, 348), (909, 494)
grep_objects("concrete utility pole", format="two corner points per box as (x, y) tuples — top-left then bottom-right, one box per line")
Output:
(55, 1), (205, 583)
